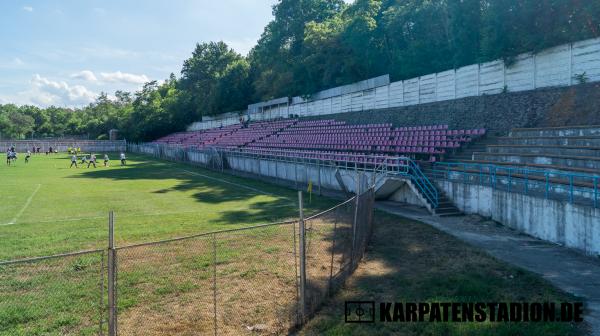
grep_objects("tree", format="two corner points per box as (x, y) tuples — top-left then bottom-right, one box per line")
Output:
(180, 41), (249, 117)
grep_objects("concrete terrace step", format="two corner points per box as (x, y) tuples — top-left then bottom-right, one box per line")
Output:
(509, 125), (600, 138)
(445, 159), (600, 176)
(472, 152), (600, 171)
(497, 136), (600, 147)
(486, 145), (600, 158)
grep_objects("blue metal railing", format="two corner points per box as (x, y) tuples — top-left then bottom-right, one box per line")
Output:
(433, 162), (599, 208)
(406, 160), (439, 208)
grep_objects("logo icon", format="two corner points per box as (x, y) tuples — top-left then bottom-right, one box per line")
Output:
(345, 301), (375, 323)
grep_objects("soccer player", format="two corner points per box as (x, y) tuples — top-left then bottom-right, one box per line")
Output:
(25, 150), (31, 164)
(103, 154), (109, 167)
(10, 151), (16, 165)
(81, 154), (87, 166)
(120, 153), (126, 166)
(87, 154), (97, 168)
(70, 154), (78, 168)
(6, 149), (11, 166)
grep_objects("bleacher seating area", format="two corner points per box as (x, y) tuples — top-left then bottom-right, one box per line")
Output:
(154, 119), (485, 162)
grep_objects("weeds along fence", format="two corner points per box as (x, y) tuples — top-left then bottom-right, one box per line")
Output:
(0, 190), (375, 335)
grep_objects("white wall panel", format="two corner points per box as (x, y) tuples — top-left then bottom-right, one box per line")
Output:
(535, 44), (571, 88)
(456, 64), (479, 98)
(419, 74), (436, 103)
(479, 60), (504, 95)
(436, 70), (455, 101)
(388, 81), (404, 107)
(505, 53), (535, 92)
(403, 78), (419, 106)
(572, 37), (600, 82)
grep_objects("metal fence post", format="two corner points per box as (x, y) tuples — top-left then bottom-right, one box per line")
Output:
(350, 174), (361, 270)
(107, 211), (117, 336)
(212, 233), (217, 336)
(297, 191), (307, 324)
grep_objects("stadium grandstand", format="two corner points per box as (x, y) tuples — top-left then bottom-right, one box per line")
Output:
(154, 119), (486, 163)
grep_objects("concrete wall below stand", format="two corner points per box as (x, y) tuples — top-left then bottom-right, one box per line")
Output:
(439, 180), (600, 255)
(226, 155), (374, 194)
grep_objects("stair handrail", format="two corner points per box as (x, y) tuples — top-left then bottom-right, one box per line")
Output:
(407, 159), (439, 208)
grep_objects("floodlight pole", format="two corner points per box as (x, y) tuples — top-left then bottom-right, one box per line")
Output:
(351, 174), (360, 270)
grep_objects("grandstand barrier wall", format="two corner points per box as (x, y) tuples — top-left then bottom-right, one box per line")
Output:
(128, 143), (432, 210)
(0, 188), (376, 335)
(432, 162), (599, 208)
(1, 140), (126, 153)
(439, 180), (600, 256)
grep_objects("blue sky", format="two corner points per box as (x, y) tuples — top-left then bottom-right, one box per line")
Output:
(0, 0), (278, 107)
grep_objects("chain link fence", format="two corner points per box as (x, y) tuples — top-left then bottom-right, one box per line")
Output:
(0, 250), (107, 336)
(0, 189), (375, 335)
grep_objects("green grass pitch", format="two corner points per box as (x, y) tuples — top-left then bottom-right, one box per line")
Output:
(0, 153), (333, 261)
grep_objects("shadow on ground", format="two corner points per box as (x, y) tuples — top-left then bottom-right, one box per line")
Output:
(299, 210), (587, 336)
(67, 156), (303, 226)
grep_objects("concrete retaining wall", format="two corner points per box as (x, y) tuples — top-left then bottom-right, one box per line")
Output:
(439, 180), (600, 255)
(226, 155), (372, 194)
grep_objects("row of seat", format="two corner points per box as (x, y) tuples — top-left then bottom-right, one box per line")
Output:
(154, 118), (486, 161)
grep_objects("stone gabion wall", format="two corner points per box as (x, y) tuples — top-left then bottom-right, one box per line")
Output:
(302, 82), (600, 134)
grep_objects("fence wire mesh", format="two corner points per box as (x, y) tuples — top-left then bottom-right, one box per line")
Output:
(115, 235), (214, 336)
(0, 251), (107, 336)
(303, 188), (375, 318)
(1, 188), (375, 335)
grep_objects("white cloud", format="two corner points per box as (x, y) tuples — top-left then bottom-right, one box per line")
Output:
(23, 6), (33, 12)
(71, 70), (98, 82)
(99, 71), (149, 84)
(13, 58), (25, 66)
(31, 74), (97, 105)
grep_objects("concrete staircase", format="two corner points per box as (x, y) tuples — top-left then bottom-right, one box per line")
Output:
(433, 192), (463, 217)
(419, 163), (463, 217)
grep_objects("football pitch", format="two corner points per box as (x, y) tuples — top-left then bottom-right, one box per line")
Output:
(0, 153), (585, 336)
(0, 153), (333, 261)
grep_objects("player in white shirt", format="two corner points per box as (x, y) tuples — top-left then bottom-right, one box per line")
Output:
(25, 150), (31, 164)
(87, 154), (97, 168)
(70, 154), (78, 168)
(120, 153), (126, 166)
